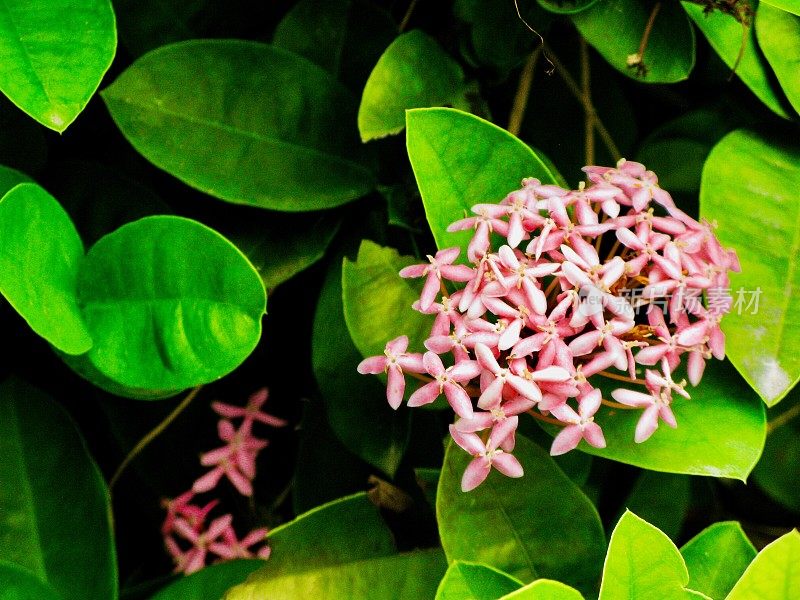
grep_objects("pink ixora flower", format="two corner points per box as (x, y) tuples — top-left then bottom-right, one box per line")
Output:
(358, 159), (738, 491)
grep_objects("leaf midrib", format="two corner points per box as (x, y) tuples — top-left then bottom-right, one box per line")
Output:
(0, 0), (53, 104)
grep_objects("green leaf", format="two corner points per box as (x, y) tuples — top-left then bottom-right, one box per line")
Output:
(599, 511), (707, 599)
(499, 579), (585, 599)
(343, 240), (430, 358)
(0, 183), (92, 354)
(752, 394), (800, 510)
(0, 0), (116, 131)
(102, 40), (375, 212)
(682, 2), (791, 119)
(680, 522), (756, 599)
(756, 3), (800, 116)
(359, 30), (468, 141)
(623, 472), (691, 540)
(406, 107), (560, 253)
(537, 0), (599, 14)
(0, 561), (60, 600)
(0, 378), (117, 600)
(539, 361), (766, 479)
(0, 164), (32, 196)
(227, 548), (447, 600)
(272, 0), (397, 92)
(435, 561), (523, 600)
(700, 128), (800, 405)
(572, 0), (695, 83)
(727, 530), (800, 599)
(75, 215), (265, 392)
(225, 214), (341, 292)
(762, 0), (800, 16)
(313, 256), (409, 476)
(150, 560), (264, 600)
(437, 434), (606, 593)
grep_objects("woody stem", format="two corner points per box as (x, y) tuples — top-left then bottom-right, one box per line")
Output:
(595, 369), (648, 386)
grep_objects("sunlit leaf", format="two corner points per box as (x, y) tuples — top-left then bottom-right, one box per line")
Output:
(435, 561), (523, 600)
(500, 579), (585, 599)
(727, 530), (800, 599)
(756, 2), (800, 116)
(151, 560), (264, 600)
(680, 522), (756, 599)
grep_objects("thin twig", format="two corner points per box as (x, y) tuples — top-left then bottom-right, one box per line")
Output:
(508, 47), (542, 136)
(109, 386), (203, 490)
(580, 38), (594, 166)
(767, 402), (800, 434)
(595, 370), (647, 386)
(601, 398), (638, 410)
(399, 0), (419, 32)
(527, 409), (565, 426)
(544, 44), (621, 161)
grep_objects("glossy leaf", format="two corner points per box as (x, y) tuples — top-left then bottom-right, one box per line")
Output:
(599, 511), (707, 599)
(0, 183), (92, 354)
(359, 30), (469, 141)
(0, 0), (116, 131)
(623, 472), (691, 540)
(500, 579), (585, 599)
(151, 560), (264, 600)
(572, 0), (695, 83)
(342, 240), (430, 358)
(727, 530), (800, 599)
(313, 256), (409, 476)
(273, 0), (397, 91)
(406, 107), (560, 253)
(756, 3), (800, 116)
(540, 362), (765, 479)
(76, 216), (265, 392)
(435, 561), (523, 600)
(680, 522), (756, 599)
(0, 379), (117, 600)
(102, 40), (375, 211)
(682, 2), (791, 118)
(437, 434), (606, 593)
(0, 561), (60, 600)
(762, 0), (800, 15)
(227, 548), (446, 600)
(700, 128), (800, 405)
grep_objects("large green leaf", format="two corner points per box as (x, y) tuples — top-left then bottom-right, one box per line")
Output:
(540, 361), (765, 480)
(437, 434), (606, 594)
(342, 240), (430, 358)
(500, 579), (585, 599)
(0, 0), (116, 131)
(762, 0), (800, 15)
(227, 549), (447, 600)
(0, 183), (92, 354)
(572, 0), (695, 83)
(0, 164), (31, 196)
(151, 560), (264, 600)
(75, 216), (265, 392)
(680, 522), (756, 600)
(727, 530), (800, 599)
(599, 511), (707, 599)
(682, 2), (791, 119)
(102, 40), (375, 211)
(756, 3), (800, 116)
(435, 561), (523, 600)
(0, 379), (117, 600)
(700, 128), (800, 405)
(406, 107), (559, 253)
(0, 561), (60, 600)
(358, 30), (469, 141)
(313, 256), (409, 476)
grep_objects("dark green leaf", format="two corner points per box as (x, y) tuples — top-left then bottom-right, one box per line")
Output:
(573, 0), (695, 83)
(102, 40), (375, 211)
(756, 2), (800, 116)
(0, 561), (60, 600)
(150, 560), (264, 600)
(537, 0), (599, 14)
(0, 164), (32, 196)
(435, 561), (523, 600)
(700, 128), (800, 405)
(680, 522), (756, 600)
(0, 183), (92, 354)
(437, 434), (606, 593)
(0, 379), (117, 600)
(76, 216), (265, 393)
(0, 0), (116, 131)
(359, 30), (469, 141)
(599, 511), (707, 599)
(406, 107), (559, 253)
(752, 393), (800, 510)
(623, 472), (691, 540)
(313, 256), (409, 476)
(727, 530), (800, 599)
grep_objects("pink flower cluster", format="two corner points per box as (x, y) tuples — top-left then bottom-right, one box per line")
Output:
(358, 160), (739, 492)
(162, 388), (287, 573)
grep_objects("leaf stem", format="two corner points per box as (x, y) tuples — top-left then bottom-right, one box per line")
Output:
(767, 401), (800, 434)
(595, 370), (647, 386)
(399, 0), (419, 32)
(580, 38), (594, 166)
(109, 386), (203, 491)
(601, 398), (637, 410)
(526, 409), (565, 426)
(508, 47), (542, 137)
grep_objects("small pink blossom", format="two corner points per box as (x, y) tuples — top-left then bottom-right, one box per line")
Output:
(449, 420), (524, 492)
(357, 335), (425, 408)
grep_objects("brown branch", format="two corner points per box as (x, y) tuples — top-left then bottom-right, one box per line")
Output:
(399, 0), (419, 32)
